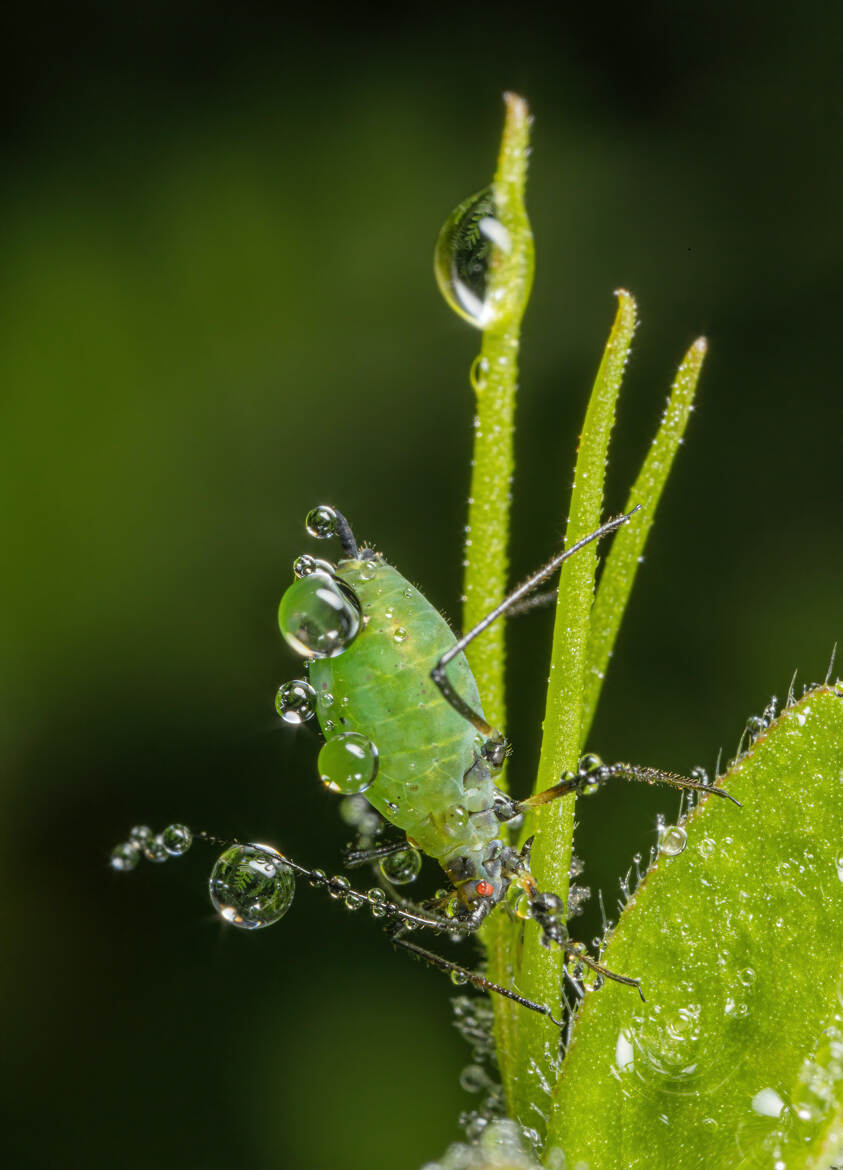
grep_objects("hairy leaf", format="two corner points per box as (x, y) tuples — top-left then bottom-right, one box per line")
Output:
(548, 684), (843, 1170)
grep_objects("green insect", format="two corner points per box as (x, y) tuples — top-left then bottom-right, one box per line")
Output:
(112, 503), (738, 1023)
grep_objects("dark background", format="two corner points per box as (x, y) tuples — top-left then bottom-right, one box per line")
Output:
(2, 3), (841, 1168)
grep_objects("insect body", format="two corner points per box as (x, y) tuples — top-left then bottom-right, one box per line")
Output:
(272, 506), (739, 1003)
(289, 555), (505, 911)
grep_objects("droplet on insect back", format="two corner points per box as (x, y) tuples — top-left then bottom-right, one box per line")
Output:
(275, 679), (317, 724)
(317, 732), (379, 794)
(209, 843), (295, 929)
(278, 571), (361, 658)
(379, 846), (422, 885)
(659, 825), (688, 857)
(305, 505), (338, 540)
(110, 842), (140, 872)
(162, 824), (193, 856)
(434, 186), (511, 328)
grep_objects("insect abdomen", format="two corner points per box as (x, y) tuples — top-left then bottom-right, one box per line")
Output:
(309, 557), (496, 861)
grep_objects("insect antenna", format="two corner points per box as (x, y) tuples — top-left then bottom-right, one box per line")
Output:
(432, 508), (641, 742)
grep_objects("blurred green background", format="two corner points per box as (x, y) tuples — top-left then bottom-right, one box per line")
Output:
(2, 3), (841, 1167)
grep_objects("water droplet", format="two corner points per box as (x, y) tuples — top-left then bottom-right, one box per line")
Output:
(446, 804), (469, 831)
(209, 844), (294, 929)
(752, 1087), (785, 1118)
(450, 969), (469, 986)
(318, 732), (379, 794)
(143, 835), (169, 863)
(305, 505), (338, 540)
(344, 891), (365, 911)
(379, 846), (422, 885)
(278, 571), (361, 659)
(328, 875), (350, 900)
(659, 826), (688, 857)
(275, 679), (317, 723)
(836, 853), (843, 882)
(110, 842), (140, 872)
(367, 888), (388, 918)
(292, 554), (334, 578)
(162, 824), (193, 856)
(698, 836), (716, 859)
(309, 868), (327, 888)
(359, 560), (378, 581)
(615, 1029), (635, 1070)
(469, 354), (490, 391)
(739, 967), (757, 986)
(578, 753), (603, 775)
(513, 891), (532, 920)
(434, 186), (512, 329)
(317, 690), (335, 710)
(459, 1063), (488, 1092)
(128, 825), (153, 847)
(392, 626), (409, 644)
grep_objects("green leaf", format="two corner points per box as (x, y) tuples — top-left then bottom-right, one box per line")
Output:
(548, 684), (843, 1170)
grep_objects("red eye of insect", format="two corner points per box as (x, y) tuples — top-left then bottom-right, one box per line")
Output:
(475, 880), (494, 898)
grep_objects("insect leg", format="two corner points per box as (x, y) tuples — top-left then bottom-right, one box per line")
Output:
(342, 836), (411, 869)
(390, 928), (564, 1025)
(431, 509), (639, 744)
(525, 884), (646, 1000)
(517, 759), (740, 809)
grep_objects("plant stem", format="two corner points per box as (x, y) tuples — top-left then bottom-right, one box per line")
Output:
(510, 292), (637, 1136)
(581, 337), (707, 740)
(461, 91), (533, 1112)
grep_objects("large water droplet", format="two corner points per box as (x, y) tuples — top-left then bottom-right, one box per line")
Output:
(318, 732), (379, 794)
(379, 846), (422, 885)
(278, 571), (361, 659)
(275, 679), (317, 724)
(209, 843), (295, 929)
(434, 187), (511, 329)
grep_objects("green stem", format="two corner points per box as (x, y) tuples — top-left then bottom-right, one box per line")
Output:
(460, 92), (533, 1115)
(581, 337), (707, 740)
(510, 292), (637, 1137)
